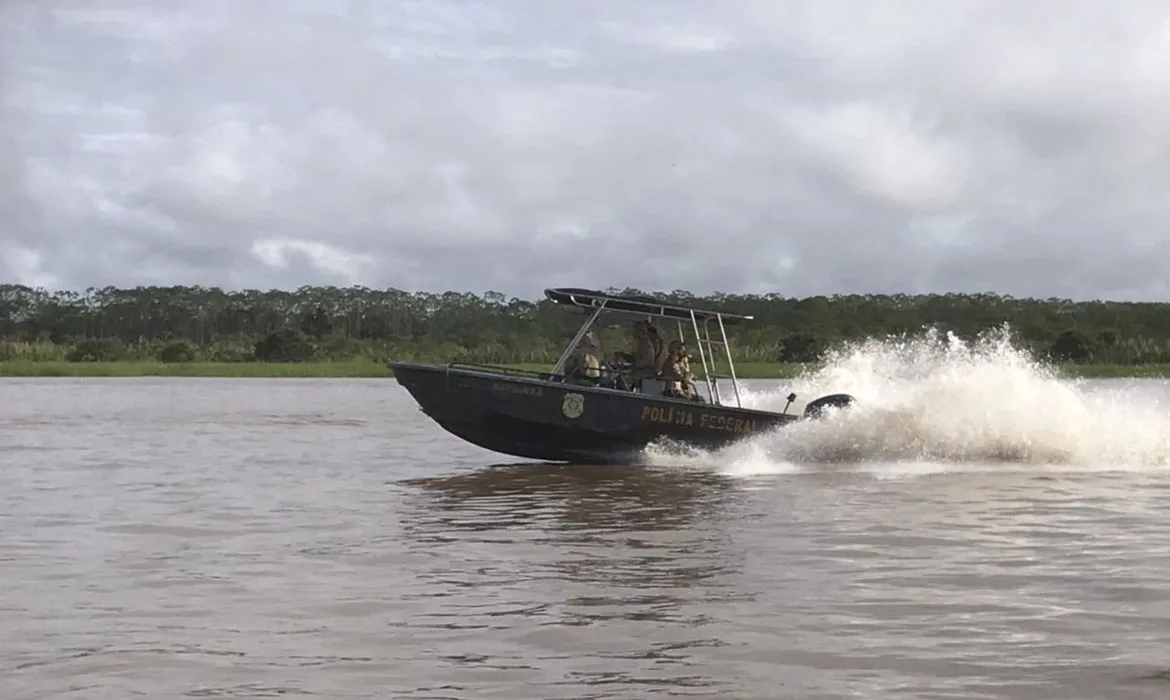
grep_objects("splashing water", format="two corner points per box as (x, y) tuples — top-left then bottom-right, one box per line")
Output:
(644, 326), (1170, 473)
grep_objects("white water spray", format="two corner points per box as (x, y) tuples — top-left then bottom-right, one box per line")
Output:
(644, 326), (1170, 473)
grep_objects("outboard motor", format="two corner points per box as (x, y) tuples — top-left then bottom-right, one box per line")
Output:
(802, 393), (857, 420)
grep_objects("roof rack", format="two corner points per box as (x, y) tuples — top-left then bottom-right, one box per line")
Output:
(543, 287), (753, 325)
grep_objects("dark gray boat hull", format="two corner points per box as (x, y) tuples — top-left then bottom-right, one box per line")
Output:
(388, 361), (805, 464)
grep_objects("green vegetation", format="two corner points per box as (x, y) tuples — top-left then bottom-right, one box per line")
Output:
(2, 360), (1167, 379)
(0, 360), (394, 378)
(3, 283), (1170, 377)
(0, 360), (809, 378)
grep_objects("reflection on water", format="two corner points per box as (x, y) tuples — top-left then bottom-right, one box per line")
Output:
(402, 462), (737, 531)
(400, 462), (749, 589)
(396, 464), (752, 696)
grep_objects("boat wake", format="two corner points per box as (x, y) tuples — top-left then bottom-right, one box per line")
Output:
(643, 326), (1170, 475)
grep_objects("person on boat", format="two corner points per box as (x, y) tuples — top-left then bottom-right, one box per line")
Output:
(612, 319), (663, 391)
(647, 321), (668, 373)
(662, 339), (697, 399)
(571, 332), (602, 385)
(611, 320), (655, 372)
(631, 320), (658, 371)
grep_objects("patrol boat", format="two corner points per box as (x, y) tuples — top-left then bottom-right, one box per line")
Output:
(387, 287), (856, 464)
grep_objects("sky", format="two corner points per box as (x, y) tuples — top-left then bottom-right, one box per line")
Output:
(3, 1), (1170, 301)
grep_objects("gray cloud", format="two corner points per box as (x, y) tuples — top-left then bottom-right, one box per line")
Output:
(4, 0), (1170, 299)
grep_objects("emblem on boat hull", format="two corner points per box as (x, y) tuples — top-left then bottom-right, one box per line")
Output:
(562, 392), (585, 419)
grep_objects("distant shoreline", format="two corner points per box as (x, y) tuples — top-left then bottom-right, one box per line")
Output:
(2, 360), (1170, 379)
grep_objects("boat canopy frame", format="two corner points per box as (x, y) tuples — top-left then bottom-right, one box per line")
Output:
(544, 287), (750, 408)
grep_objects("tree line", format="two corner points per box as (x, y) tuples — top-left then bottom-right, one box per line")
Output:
(0, 283), (1163, 364)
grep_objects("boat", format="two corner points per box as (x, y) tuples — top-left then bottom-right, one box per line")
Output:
(388, 287), (856, 464)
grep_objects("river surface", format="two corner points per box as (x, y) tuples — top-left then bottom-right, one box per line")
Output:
(4, 376), (1170, 699)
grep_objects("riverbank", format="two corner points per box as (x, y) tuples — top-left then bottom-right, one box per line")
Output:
(2, 360), (1170, 379)
(0, 360), (807, 378)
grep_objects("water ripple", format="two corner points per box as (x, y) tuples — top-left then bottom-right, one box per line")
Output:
(2, 378), (1170, 699)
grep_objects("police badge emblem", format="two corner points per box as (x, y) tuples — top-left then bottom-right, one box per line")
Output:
(561, 392), (585, 419)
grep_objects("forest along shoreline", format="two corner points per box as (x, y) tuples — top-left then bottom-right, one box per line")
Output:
(2, 361), (1169, 380)
(3, 284), (1170, 378)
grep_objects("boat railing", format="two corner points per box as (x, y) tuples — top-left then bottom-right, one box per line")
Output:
(445, 362), (563, 382)
(549, 302), (607, 375)
(537, 289), (747, 406)
(683, 312), (743, 408)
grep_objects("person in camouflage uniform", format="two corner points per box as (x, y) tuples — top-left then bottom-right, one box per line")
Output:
(633, 322), (653, 368)
(576, 332), (602, 384)
(661, 339), (697, 399)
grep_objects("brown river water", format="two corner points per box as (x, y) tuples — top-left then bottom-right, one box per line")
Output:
(4, 371), (1170, 699)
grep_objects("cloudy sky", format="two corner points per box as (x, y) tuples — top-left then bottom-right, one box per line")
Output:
(3, 1), (1170, 300)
